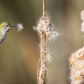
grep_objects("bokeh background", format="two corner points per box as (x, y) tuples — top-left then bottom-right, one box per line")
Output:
(0, 0), (84, 84)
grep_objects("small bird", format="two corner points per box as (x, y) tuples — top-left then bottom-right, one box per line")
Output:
(0, 22), (23, 44)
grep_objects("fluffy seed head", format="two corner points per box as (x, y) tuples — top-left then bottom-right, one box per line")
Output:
(76, 48), (84, 58)
(33, 16), (60, 40)
(81, 10), (84, 32)
(17, 24), (23, 32)
(81, 23), (84, 32)
(69, 47), (84, 84)
(34, 15), (60, 84)
(34, 16), (52, 37)
(81, 10), (84, 20)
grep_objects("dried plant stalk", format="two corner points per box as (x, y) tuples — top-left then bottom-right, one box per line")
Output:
(34, 16), (60, 84)
(33, 0), (60, 84)
(40, 31), (47, 84)
(38, 31), (47, 84)
(43, 0), (45, 17)
(35, 16), (52, 84)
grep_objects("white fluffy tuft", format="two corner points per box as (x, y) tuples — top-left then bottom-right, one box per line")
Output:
(17, 24), (23, 32)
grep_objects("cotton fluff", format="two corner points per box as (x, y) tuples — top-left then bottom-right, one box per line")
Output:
(69, 47), (84, 84)
(17, 24), (23, 32)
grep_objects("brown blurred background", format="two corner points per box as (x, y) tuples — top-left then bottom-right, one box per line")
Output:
(0, 0), (84, 84)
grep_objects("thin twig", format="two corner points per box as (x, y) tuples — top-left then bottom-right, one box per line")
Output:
(43, 0), (45, 17)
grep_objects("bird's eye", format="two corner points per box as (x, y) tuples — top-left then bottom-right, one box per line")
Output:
(6, 25), (8, 27)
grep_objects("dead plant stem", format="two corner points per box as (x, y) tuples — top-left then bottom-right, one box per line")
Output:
(43, 0), (45, 17)
(40, 31), (47, 84)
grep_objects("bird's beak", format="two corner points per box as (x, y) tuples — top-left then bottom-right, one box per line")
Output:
(11, 25), (17, 27)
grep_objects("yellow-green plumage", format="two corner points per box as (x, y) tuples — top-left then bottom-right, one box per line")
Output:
(0, 22), (10, 44)
(0, 22), (8, 32)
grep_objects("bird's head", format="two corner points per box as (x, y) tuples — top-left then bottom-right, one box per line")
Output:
(0, 22), (16, 32)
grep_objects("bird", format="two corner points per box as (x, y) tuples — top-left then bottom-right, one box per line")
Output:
(0, 22), (23, 44)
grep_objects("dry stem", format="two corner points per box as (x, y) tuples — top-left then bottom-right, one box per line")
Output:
(33, 1), (60, 84)
(43, 0), (45, 17)
(40, 2), (47, 83)
(40, 31), (47, 84)
(34, 16), (60, 84)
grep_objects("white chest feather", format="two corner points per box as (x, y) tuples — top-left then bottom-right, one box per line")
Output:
(0, 30), (6, 44)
